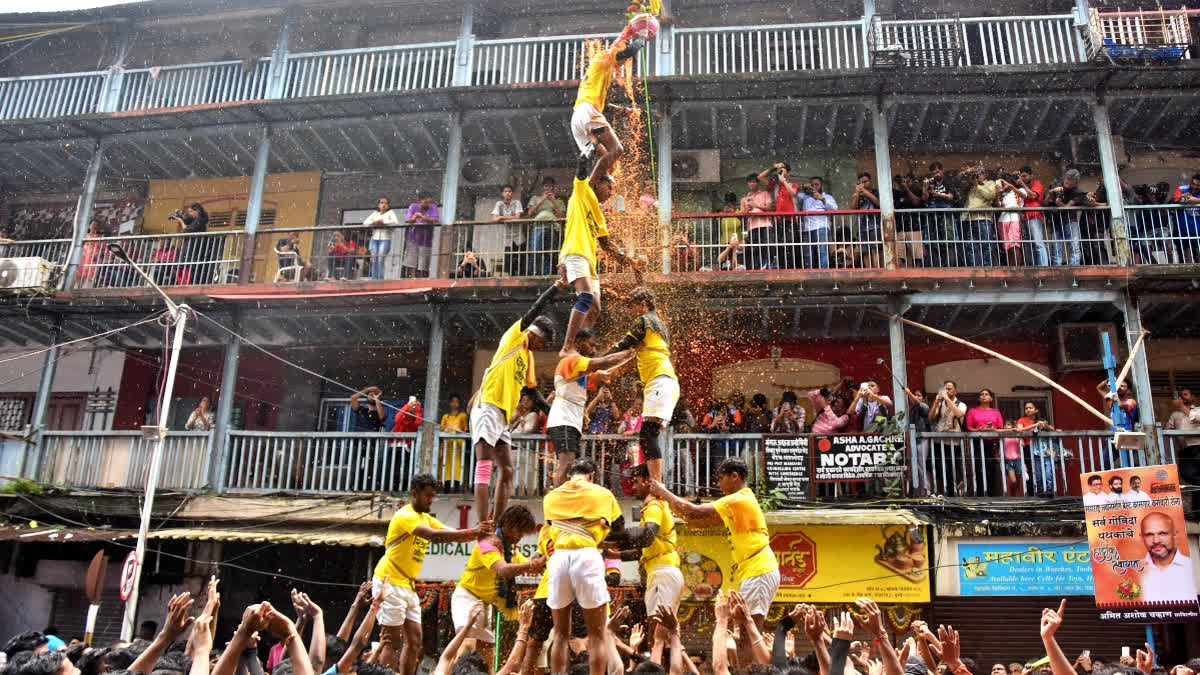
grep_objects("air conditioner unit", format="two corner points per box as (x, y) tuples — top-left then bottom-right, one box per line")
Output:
(1057, 322), (1119, 368)
(460, 155), (512, 188)
(672, 149), (721, 184)
(0, 257), (54, 289)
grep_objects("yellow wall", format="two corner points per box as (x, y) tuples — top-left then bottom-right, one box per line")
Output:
(146, 172), (320, 282)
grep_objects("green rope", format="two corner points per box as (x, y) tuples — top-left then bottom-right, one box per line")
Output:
(641, 42), (657, 197)
(493, 605), (501, 672)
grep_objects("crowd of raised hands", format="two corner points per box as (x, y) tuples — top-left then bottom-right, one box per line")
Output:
(4, 582), (1197, 675)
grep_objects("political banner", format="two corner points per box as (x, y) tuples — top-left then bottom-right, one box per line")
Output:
(763, 435), (811, 500)
(1081, 464), (1200, 623)
(812, 433), (906, 482)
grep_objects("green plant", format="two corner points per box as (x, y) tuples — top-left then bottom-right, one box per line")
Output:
(1, 479), (43, 495)
(752, 480), (788, 512)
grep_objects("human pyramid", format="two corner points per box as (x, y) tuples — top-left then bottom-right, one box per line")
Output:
(364, 8), (781, 675)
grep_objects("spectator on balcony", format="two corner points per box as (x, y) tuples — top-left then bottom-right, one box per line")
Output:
(903, 387), (932, 496)
(852, 172), (882, 268)
(922, 161), (959, 267)
(185, 396), (214, 431)
(77, 221), (104, 288)
(995, 174), (1024, 267)
(1172, 173), (1200, 264)
(962, 167), (998, 267)
(709, 234), (745, 271)
(151, 239), (179, 287)
(670, 231), (701, 273)
(771, 391), (804, 433)
(967, 388), (1004, 496)
(276, 231), (318, 282)
(585, 383), (618, 434)
(758, 162), (800, 268)
(440, 393), (469, 489)
(1017, 401), (1057, 497)
(455, 251), (490, 278)
(403, 193), (439, 278)
(492, 185), (526, 276)
(853, 381), (893, 432)
(527, 178), (566, 275)
(511, 392), (543, 435)
(1015, 167), (1048, 267)
(325, 231), (354, 280)
(363, 197), (399, 280)
(1166, 389), (1200, 485)
(1046, 169), (1089, 266)
(809, 387), (849, 434)
(726, 391), (749, 433)
(741, 176), (775, 269)
(170, 203), (210, 284)
(801, 176), (838, 269)
(350, 385), (385, 432)
(720, 192), (742, 248)
(894, 174), (925, 267)
(743, 393), (773, 434)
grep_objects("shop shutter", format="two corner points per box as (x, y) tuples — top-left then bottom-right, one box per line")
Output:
(51, 588), (125, 646)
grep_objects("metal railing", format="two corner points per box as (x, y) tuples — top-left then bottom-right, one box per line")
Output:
(76, 231), (244, 288)
(671, 210), (885, 271)
(896, 206), (1115, 268)
(224, 430), (423, 493)
(871, 18), (964, 68)
(0, 71), (107, 121)
(117, 60), (272, 112)
(0, 238), (72, 266)
(1125, 204), (1200, 265)
(913, 429), (1154, 498)
(472, 35), (653, 87)
(674, 21), (868, 75)
(448, 218), (563, 278)
(254, 224), (436, 282)
(284, 43), (456, 98)
(669, 433), (762, 496)
(960, 15), (1083, 66)
(34, 430), (214, 491)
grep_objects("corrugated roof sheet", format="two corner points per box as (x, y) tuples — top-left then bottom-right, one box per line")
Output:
(146, 527), (386, 547)
(0, 525), (136, 542)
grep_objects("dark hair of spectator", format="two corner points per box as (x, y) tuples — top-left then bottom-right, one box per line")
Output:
(1019, 166), (1033, 174)
(64, 643), (87, 665)
(858, 172), (872, 180)
(1088, 474), (1102, 484)
(576, 327), (595, 341)
(811, 176), (823, 183)
(499, 505), (536, 533)
(751, 393), (768, 407)
(325, 636), (349, 667)
(961, 658), (979, 675)
(377, 197), (390, 205)
(718, 456), (749, 479)
(451, 651), (488, 675)
(102, 647), (138, 672)
(187, 204), (207, 220)
(4, 631), (47, 658)
(633, 662), (666, 675)
(1023, 401), (1045, 422)
(448, 394), (461, 403)
(273, 660), (295, 675)
(944, 380), (957, 388)
(929, 161), (944, 171)
(531, 315), (557, 343)
(567, 457), (596, 477)
(631, 463), (650, 479)
(357, 663), (394, 675)
(1192, 173), (1200, 181)
(746, 174), (759, 183)
(543, 177), (555, 185)
(410, 473), (438, 494)
(780, 162), (791, 171)
(724, 192), (738, 205)
(782, 391), (797, 404)
(76, 647), (109, 675)
(418, 192), (433, 200)
(501, 184), (514, 192)
(4, 652), (66, 675)
(745, 664), (781, 675)
(978, 387), (995, 401)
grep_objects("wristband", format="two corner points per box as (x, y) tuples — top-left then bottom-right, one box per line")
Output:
(282, 631), (299, 648)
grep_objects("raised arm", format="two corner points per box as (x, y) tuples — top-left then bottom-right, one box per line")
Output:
(583, 348), (636, 374)
(434, 603), (486, 675)
(414, 519), (492, 543)
(337, 582), (372, 642)
(298, 592), (326, 672)
(648, 481), (721, 526)
(263, 604), (314, 675)
(214, 605), (270, 675)
(712, 593), (732, 675)
(131, 593), (196, 674)
(338, 588), (384, 673)
(802, 606), (831, 675)
(497, 601), (535, 675)
(773, 606), (803, 668)
(520, 281), (563, 330)
(854, 599), (902, 675)
(1040, 600), (1073, 675)
(608, 316), (647, 355)
(603, 520), (659, 551)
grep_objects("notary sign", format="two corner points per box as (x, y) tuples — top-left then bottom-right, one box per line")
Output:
(812, 434), (906, 482)
(762, 436), (811, 500)
(1081, 464), (1200, 623)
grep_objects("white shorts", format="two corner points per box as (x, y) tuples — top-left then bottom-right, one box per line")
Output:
(571, 102), (610, 153)
(546, 547), (611, 610)
(450, 585), (496, 642)
(372, 576), (422, 625)
(643, 375), (680, 421)
(644, 566), (684, 615)
(470, 403), (512, 448)
(738, 569), (781, 617)
(560, 254), (600, 297)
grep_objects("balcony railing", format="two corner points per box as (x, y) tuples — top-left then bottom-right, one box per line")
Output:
(76, 231), (244, 288)
(0, 238), (72, 266)
(0, 70), (107, 121)
(472, 34), (654, 87)
(960, 15), (1083, 66)
(117, 60), (272, 112)
(13, 427), (1179, 499)
(284, 43), (456, 98)
(1125, 204), (1200, 265)
(674, 21), (868, 75)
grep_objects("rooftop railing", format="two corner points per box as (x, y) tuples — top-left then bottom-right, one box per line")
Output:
(117, 59), (272, 112)
(284, 43), (456, 98)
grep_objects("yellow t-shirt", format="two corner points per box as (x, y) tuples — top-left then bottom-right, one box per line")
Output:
(440, 411), (468, 432)
(458, 540), (530, 618)
(639, 498), (679, 572)
(712, 487), (778, 585)
(626, 312), (676, 384)
(558, 177), (609, 276)
(480, 320), (537, 418)
(575, 50), (617, 110)
(374, 504), (446, 588)
(533, 524), (557, 600)
(544, 477), (622, 550)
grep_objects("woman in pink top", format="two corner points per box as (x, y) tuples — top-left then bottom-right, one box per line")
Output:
(808, 388), (850, 434)
(1000, 420), (1024, 496)
(965, 388), (1004, 497)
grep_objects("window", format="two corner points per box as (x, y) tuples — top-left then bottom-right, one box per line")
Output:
(235, 210), (276, 228)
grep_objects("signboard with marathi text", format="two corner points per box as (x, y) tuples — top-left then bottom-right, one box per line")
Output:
(812, 434), (906, 482)
(676, 523), (929, 603)
(1081, 464), (1200, 623)
(957, 541), (1093, 595)
(763, 436), (811, 500)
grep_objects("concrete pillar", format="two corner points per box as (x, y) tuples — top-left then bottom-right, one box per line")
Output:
(1073, 0), (1092, 61)
(266, 9), (293, 99)
(98, 21), (133, 113)
(1119, 294), (1156, 439)
(63, 142), (105, 290)
(656, 101), (673, 274)
(437, 113), (464, 279)
(423, 307), (445, 441)
(211, 314), (242, 493)
(872, 99), (898, 270)
(25, 316), (63, 480)
(887, 299), (909, 424)
(655, 0), (674, 77)
(238, 127), (272, 284)
(453, 2), (474, 87)
(1093, 98), (1130, 265)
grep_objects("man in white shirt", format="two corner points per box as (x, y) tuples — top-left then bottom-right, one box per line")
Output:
(1166, 389), (1200, 485)
(800, 176), (838, 269)
(492, 185), (526, 276)
(1125, 475), (1151, 506)
(1082, 474), (1107, 507)
(1106, 475), (1128, 504)
(1140, 512), (1197, 603)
